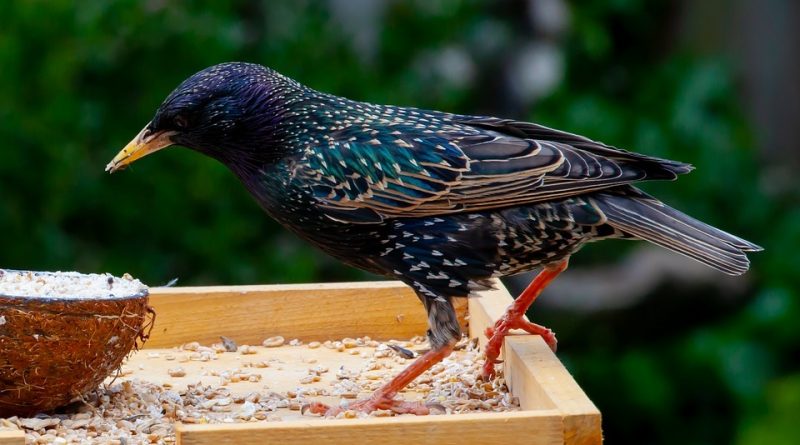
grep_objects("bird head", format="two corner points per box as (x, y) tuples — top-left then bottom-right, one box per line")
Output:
(106, 62), (289, 173)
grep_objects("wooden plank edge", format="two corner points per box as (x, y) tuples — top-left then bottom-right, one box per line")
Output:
(143, 280), (467, 348)
(149, 280), (413, 296)
(0, 430), (25, 445)
(505, 336), (602, 445)
(176, 410), (566, 445)
(503, 335), (558, 411)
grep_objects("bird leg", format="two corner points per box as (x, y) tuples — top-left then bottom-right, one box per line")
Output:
(482, 259), (568, 380)
(303, 343), (455, 416)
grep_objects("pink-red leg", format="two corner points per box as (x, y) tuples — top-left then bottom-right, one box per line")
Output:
(303, 343), (454, 416)
(482, 259), (568, 380)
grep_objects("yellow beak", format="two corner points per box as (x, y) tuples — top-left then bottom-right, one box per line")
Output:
(105, 125), (176, 173)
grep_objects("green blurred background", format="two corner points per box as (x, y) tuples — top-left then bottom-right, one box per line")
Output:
(1, 1), (797, 443)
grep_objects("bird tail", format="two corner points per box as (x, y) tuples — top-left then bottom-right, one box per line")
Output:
(593, 188), (763, 276)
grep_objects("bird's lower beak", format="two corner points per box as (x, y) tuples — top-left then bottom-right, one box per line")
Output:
(105, 125), (175, 173)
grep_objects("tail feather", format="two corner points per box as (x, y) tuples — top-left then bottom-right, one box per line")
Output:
(594, 189), (762, 276)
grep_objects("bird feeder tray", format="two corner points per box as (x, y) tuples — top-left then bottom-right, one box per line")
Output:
(0, 280), (601, 445)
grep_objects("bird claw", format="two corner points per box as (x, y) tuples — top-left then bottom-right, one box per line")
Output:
(482, 362), (498, 381)
(300, 401), (329, 416)
(482, 314), (557, 379)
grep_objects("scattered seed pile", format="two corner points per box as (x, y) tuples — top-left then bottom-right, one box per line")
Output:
(0, 269), (146, 299)
(2, 336), (518, 444)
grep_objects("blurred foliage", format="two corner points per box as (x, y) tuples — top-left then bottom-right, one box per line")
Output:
(0, 0), (796, 443)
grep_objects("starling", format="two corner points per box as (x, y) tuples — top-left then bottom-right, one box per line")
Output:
(106, 62), (761, 416)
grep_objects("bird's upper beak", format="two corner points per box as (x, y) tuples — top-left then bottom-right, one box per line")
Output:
(105, 124), (176, 173)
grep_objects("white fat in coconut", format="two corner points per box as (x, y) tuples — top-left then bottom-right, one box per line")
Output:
(0, 269), (147, 299)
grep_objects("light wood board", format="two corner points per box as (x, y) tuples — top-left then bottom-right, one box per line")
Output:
(505, 337), (602, 444)
(144, 281), (468, 349)
(176, 410), (566, 445)
(0, 431), (24, 445)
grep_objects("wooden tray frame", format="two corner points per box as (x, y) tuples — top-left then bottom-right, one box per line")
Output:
(0, 280), (601, 445)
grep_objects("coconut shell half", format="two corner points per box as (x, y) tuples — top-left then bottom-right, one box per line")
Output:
(0, 273), (152, 417)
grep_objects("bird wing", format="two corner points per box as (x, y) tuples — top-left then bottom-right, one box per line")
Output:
(442, 116), (694, 212)
(457, 116), (692, 177)
(296, 115), (692, 223)
(295, 130), (470, 223)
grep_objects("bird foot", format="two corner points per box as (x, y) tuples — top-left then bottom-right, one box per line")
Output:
(304, 344), (454, 417)
(302, 397), (437, 417)
(482, 261), (567, 380)
(482, 315), (557, 380)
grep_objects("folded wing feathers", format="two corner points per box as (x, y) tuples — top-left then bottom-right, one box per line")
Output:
(443, 134), (652, 210)
(458, 117), (693, 179)
(308, 116), (700, 223)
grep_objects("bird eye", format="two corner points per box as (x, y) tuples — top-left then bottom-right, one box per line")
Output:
(174, 115), (188, 129)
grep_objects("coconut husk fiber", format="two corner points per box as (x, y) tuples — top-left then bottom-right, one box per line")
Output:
(0, 292), (153, 417)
